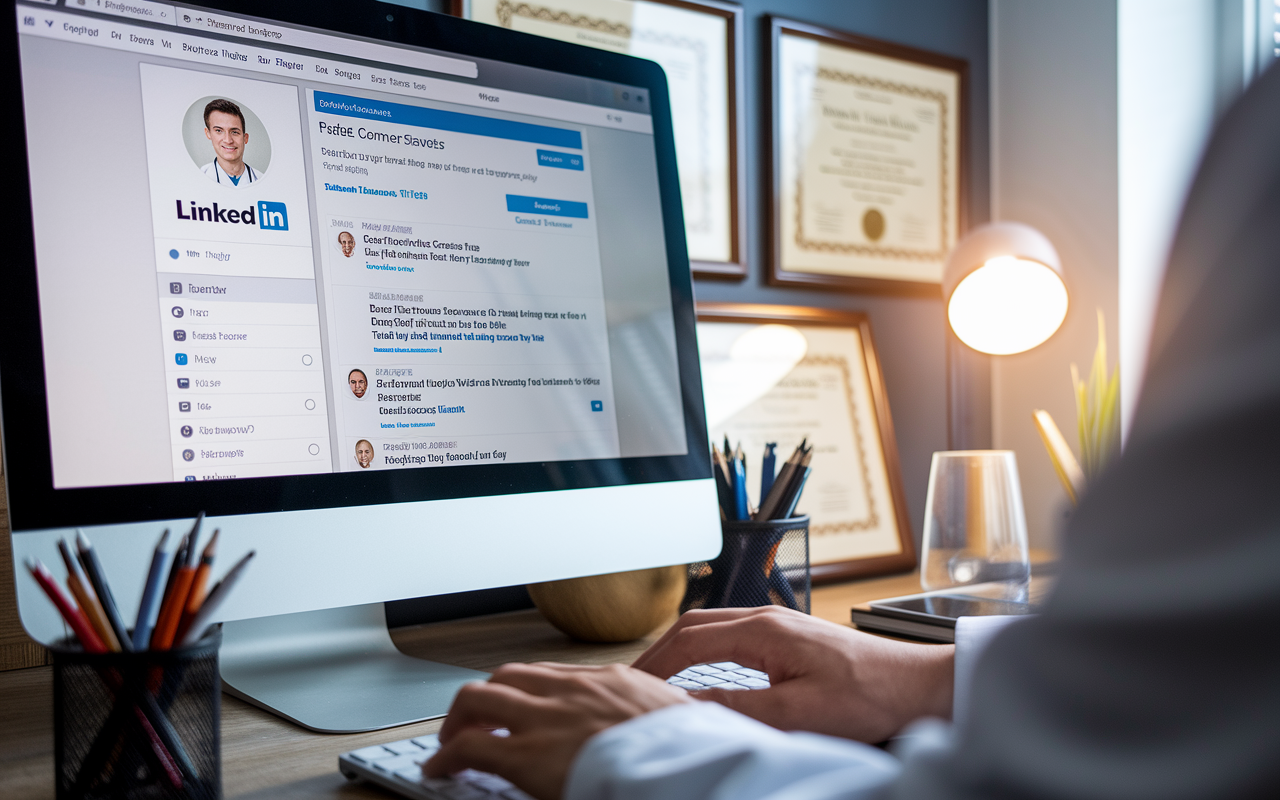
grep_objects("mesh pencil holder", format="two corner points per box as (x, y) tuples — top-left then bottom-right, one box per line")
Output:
(682, 516), (810, 614)
(52, 629), (222, 800)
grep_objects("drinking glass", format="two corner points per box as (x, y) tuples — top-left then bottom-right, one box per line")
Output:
(920, 451), (1030, 599)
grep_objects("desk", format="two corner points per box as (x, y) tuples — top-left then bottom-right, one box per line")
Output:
(0, 571), (924, 799)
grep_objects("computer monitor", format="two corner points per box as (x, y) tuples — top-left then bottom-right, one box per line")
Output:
(2, 0), (719, 731)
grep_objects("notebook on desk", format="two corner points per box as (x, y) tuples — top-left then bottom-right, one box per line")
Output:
(851, 576), (1054, 643)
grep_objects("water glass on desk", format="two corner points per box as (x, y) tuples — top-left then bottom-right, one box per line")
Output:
(921, 451), (1031, 600)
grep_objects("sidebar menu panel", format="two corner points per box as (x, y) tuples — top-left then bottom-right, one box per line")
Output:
(139, 64), (332, 481)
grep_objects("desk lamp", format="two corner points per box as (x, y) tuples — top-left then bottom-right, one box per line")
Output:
(943, 222), (1067, 355)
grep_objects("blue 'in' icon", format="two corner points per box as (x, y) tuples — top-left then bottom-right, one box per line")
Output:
(169, 249), (180, 260)
(175, 353), (188, 365)
(258, 201), (289, 231)
(591, 400), (603, 412)
(184, 476), (196, 481)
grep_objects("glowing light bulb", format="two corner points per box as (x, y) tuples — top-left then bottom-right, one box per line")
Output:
(947, 256), (1068, 355)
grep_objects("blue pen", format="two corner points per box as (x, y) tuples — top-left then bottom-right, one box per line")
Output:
(761, 443), (778, 501)
(132, 529), (170, 650)
(732, 445), (749, 521)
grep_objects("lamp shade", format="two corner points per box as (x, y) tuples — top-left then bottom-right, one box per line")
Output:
(942, 222), (1067, 355)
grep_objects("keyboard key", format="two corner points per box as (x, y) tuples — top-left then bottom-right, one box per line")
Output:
(734, 667), (768, 679)
(395, 765), (427, 782)
(462, 769), (513, 791)
(688, 665), (720, 675)
(384, 739), (424, 755)
(671, 679), (704, 690)
(690, 674), (727, 686)
(412, 736), (442, 750)
(375, 753), (429, 772)
(719, 682), (751, 690)
(709, 662), (743, 670)
(441, 783), (490, 800)
(348, 745), (396, 763)
(738, 677), (770, 689)
(675, 669), (702, 680)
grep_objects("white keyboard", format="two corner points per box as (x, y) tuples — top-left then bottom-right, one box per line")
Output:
(338, 662), (769, 799)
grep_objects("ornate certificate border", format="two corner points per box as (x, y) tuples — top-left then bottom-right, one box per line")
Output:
(793, 67), (950, 262)
(768, 16), (968, 295)
(454, 0), (748, 279)
(696, 303), (916, 583)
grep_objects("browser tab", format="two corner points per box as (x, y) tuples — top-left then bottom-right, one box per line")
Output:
(175, 10), (477, 79)
(74, 0), (176, 26)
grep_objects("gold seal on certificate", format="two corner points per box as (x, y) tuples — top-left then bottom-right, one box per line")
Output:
(770, 19), (966, 292)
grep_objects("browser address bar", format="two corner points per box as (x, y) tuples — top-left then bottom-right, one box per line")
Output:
(175, 9), (478, 79)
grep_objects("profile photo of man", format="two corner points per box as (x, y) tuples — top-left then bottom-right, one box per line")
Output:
(338, 231), (356, 258)
(354, 439), (374, 469)
(201, 98), (263, 187)
(348, 368), (368, 399)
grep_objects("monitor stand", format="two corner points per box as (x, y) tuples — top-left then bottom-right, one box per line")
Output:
(219, 602), (487, 733)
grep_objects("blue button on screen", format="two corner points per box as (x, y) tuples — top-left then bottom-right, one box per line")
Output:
(506, 195), (589, 218)
(591, 400), (603, 412)
(537, 149), (584, 170)
(175, 353), (188, 365)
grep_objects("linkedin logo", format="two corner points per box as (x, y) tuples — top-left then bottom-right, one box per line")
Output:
(258, 201), (289, 231)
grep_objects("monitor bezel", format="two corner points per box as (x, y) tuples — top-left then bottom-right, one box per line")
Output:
(0, 0), (710, 532)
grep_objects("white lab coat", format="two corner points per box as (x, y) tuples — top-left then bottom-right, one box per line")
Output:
(566, 617), (1013, 800)
(201, 160), (262, 187)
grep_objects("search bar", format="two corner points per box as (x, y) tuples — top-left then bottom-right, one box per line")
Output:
(175, 10), (477, 79)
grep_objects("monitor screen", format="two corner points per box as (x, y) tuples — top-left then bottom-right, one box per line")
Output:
(3, 0), (706, 530)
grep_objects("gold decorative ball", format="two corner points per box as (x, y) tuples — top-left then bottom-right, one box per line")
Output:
(527, 565), (688, 643)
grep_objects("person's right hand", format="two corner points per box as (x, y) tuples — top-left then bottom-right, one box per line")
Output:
(631, 606), (954, 743)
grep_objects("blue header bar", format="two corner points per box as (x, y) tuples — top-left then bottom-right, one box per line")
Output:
(313, 92), (583, 149)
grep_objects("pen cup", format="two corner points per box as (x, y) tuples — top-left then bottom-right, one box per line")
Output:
(681, 516), (810, 614)
(52, 629), (222, 800)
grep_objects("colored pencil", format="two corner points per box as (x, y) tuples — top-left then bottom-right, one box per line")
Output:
(131, 529), (170, 651)
(179, 550), (254, 647)
(174, 530), (218, 645)
(59, 538), (121, 652)
(27, 558), (106, 653)
(76, 531), (133, 651)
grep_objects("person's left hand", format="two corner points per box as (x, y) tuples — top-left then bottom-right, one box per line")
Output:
(423, 661), (694, 800)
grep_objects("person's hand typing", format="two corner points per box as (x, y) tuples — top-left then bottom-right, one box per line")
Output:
(632, 606), (954, 743)
(423, 661), (694, 800)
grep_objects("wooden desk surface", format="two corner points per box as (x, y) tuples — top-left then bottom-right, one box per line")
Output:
(0, 571), (924, 799)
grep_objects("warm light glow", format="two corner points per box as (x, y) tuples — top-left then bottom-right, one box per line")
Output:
(702, 324), (808, 427)
(948, 256), (1068, 355)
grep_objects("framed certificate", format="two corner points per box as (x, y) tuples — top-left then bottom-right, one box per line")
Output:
(768, 17), (967, 293)
(697, 303), (915, 582)
(454, 0), (748, 278)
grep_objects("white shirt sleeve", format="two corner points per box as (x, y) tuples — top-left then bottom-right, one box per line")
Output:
(565, 618), (1024, 800)
(951, 615), (1022, 726)
(565, 703), (899, 800)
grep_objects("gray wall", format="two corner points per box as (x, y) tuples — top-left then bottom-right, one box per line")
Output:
(990, 0), (1119, 550)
